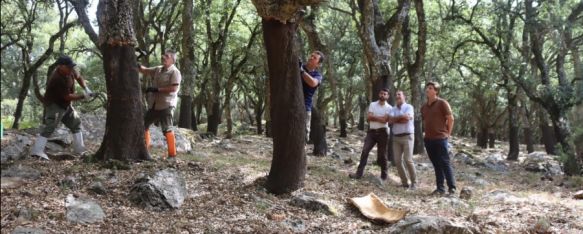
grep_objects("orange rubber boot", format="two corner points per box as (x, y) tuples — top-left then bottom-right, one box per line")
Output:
(145, 130), (151, 150)
(165, 131), (176, 158)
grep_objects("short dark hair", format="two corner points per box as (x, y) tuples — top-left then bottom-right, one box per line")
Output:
(426, 81), (440, 94)
(380, 88), (390, 94)
(314, 51), (325, 64)
(56, 56), (76, 67)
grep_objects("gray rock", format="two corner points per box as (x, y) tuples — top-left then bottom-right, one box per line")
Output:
(435, 197), (469, 209)
(454, 152), (475, 165)
(523, 152), (563, 176)
(58, 176), (78, 190)
(289, 193), (337, 215)
(11, 227), (46, 234)
(48, 127), (72, 146)
(477, 159), (508, 172)
(330, 152), (342, 160)
(89, 181), (107, 195)
(284, 219), (306, 233)
(80, 113), (195, 153)
(218, 139), (235, 150)
(457, 173), (489, 187)
(483, 190), (525, 203)
(485, 153), (505, 162)
(474, 178), (489, 186)
(18, 207), (33, 221)
(1, 165), (41, 180)
(129, 169), (187, 210)
(147, 127), (195, 153)
(65, 194), (105, 224)
(460, 187), (473, 200)
(340, 146), (354, 153)
(388, 216), (475, 234)
(0, 130), (33, 162)
(1, 177), (25, 189)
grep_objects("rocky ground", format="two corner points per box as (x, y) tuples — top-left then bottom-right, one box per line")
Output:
(1, 122), (582, 233)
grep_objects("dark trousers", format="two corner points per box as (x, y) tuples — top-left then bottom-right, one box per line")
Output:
(356, 128), (389, 179)
(424, 138), (456, 192)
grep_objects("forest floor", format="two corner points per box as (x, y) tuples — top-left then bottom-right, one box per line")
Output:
(1, 127), (582, 233)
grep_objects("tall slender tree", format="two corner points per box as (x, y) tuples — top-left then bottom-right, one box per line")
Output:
(178, 0), (197, 130)
(402, 0), (426, 154)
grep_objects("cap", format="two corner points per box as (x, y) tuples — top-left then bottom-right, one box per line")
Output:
(56, 56), (76, 67)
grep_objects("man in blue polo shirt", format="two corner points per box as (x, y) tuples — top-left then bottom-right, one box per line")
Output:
(300, 51), (324, 141)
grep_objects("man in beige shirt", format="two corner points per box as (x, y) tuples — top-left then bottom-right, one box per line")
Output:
(138, 50), (182, 160)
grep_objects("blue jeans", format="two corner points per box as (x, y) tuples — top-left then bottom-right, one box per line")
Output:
(424, 138), (456, 192)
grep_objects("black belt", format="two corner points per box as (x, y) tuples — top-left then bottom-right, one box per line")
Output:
(394, 133), (412, 137)
(369, 128), (387, 132)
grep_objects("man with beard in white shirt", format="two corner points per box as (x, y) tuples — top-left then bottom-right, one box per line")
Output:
(349, 88), (392, 181)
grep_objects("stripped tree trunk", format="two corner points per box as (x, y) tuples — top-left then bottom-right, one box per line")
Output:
(94, 0), (150, 161)
(251, 0), (323, 194)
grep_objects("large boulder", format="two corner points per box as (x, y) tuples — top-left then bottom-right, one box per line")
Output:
(129, 169), (187, 210)
(453, 151), (476, 165)
(1, 165), (41, 180)
(81, 113), (198, 153)
(475, 153), (508, 172)
(523, 152), (563, 176)
(11, 227), (46, 234)
(145, 127), (198, 153)
(1, 130), (33, 162)
(65, 194), (106, 224)
(388, 216), (475, 234)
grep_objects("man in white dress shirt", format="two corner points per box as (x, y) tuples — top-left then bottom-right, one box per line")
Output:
(390, 90), (417, 189)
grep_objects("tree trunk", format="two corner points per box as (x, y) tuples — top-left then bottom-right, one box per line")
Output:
(225, 97), (233, 139)
(206, 57), (223, 136)
(477, 126), (488, 149)
(550, 112), (574, 154)
(12, 71), (32, 129)
(191, 104), (198, 131)
(311, 107), (327, 156)
(95, 0), (150, 162)
(255, 105), (263, 134)
(264, 65), (272, 138)
(339, 92), (348, 137)
(523, 127), (534, 153)
(357, 95), (366, 131)
(178, 0), (196, 130)
(178, 95), (193, 129)
(539, 112), (556, 155)
(488, 131), (496, 148)
(262, 19), (306, 194)
(507, 92), (520, 160)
